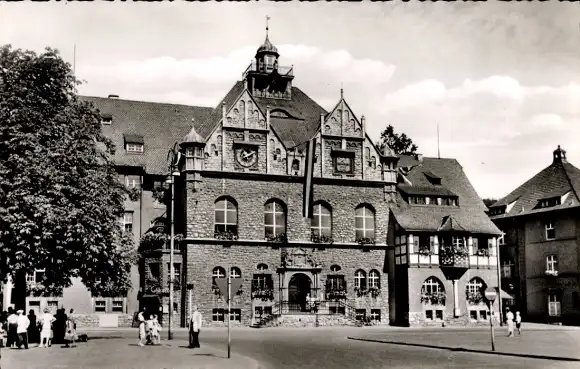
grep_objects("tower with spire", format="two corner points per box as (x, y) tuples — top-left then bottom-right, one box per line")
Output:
(243, 16), (294, 100)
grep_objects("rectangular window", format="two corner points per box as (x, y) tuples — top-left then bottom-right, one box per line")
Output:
(95, 300), (106, 313)
(355, 309), (366, 321)
(479, 310), (488, 320)
(435, 310), (444, 320)
(502, 261), (514, 278)
(370, 309), (381, 322)
(451, 236), (465, 248)
(123, 212), (134, 233)
(125, 175), (141, 189)
(230, 308), (241, 321)
(212, 308), (225, 322)
(47, 301), (58, 313)
(264, 306), (272, 315)
(329, 306), (346, 314)
(549, 290), (561, 317)
(545, 222), (555, 240)
(546, 255), (558, 273)
(126, 143), (144, 153)
(425, 310), (433, 320)
(470, 310), (478, 320)
(112, 300), (124, 313)
(167, 263), (181, 284)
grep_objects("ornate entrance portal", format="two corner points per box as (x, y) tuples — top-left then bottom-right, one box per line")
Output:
(288, 273), (312, 312)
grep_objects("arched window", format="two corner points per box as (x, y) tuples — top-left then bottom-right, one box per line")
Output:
(466, 277), (486, 305)
(291, 159), (300, 174)
(355, 204), (375, 240)
(214, 197), (237, 234)
(311, 202), (332, 238)
(330, 265), (341, 273)
(368, 270), (380, 289)
(421, 277), (446, 305)
(230, 267), (241, 279)
(264, 199), (286, 237)
(212, 267), (226, 284)
(354, 269), (367, 290)
(257, 263), (268, 272)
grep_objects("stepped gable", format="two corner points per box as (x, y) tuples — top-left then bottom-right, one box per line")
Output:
(81, 96), (212, 175)
(392, 156), (501, 235)
(489, 146), (580, 219)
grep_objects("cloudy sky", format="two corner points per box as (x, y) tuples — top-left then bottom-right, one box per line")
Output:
(2, 2), (579, 199)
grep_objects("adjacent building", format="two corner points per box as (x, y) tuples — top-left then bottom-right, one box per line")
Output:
(489, 146), (580, 325)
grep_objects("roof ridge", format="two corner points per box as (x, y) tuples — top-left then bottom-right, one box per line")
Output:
(81, 95), (213, 110)
(561, 161), (580, 202)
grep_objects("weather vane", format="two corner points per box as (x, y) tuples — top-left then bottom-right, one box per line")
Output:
(266, 15), (270, 36)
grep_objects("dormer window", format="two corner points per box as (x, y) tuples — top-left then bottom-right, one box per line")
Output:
(124, 134), (144, 154)
(424, 171), (442, 185)
(101, 113), (113, 125)
(489, 206), (506, 216)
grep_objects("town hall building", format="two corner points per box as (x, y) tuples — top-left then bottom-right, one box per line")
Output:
(5, 29), (502, 328)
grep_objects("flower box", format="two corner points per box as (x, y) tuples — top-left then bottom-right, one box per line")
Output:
(265, 233), (287, 244)
(356, 237), (375, 246)
(214, 230), (239, 241)
(420, 291), (446, 305)
(545, 270), (559, 277)
(311, 233), (334, 245)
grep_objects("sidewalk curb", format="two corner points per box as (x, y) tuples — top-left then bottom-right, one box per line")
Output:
(346, 337), (580, 362)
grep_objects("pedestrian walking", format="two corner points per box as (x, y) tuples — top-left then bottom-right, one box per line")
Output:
(515, 311), (522, 335)
(136, 309), (146, 347)
(6, 307), (18, 348)
(152, 314), (162, 344)
(27, 309), (38, 344)
(16, 309), (30, 349)
(63, 312), (77, 348)
(505, 308), (514, 337)
(0, 317), (6, 348)
(189, 305), (202, 349)
(39, 308), (55, 348)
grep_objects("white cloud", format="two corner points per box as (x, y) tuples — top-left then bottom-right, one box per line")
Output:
(377, 77), (580, 199)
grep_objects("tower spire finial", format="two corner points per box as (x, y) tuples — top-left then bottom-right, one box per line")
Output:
(340, 83), (344, 99)
(266, 15), (270, 37)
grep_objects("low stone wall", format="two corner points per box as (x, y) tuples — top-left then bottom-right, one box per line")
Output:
(72, 314), (134, 328)
(269, 314), (356, 327)
(408, 311), (492, 327)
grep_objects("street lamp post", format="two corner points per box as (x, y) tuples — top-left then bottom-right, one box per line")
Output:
(166, 169), (180, 340)
(496, 232), (505, 326)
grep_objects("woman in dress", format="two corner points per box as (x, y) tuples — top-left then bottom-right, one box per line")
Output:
(63, 313), (76, 348)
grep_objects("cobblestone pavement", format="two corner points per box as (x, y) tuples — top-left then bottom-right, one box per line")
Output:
(1, 338), (260, 369)
(4, 326), (579, 369)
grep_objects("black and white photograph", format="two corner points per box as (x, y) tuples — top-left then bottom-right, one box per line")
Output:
(1, 2), (579, 368)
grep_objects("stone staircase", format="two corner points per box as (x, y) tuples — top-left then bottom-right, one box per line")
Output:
(250, 300), (360, 328)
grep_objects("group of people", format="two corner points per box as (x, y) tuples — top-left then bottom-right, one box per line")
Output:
(505, 308), (523, 337)
(0, 307), (78, 349)
(136, 309), (162, 346)
(135, 305), (202, 349)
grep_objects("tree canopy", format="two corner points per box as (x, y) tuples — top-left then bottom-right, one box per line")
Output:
(0, 45), (136, 307)
(377, 124), (418, 155)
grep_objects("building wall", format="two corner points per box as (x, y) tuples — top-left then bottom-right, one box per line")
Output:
(405, 267), (498, 326)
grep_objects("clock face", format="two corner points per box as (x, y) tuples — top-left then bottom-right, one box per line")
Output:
(235, 146), (258, 168)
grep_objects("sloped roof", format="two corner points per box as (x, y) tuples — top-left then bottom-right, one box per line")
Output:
(81, 96), (213, 175)
(489, 153), (580, 220)
(391, 157), (501, 235)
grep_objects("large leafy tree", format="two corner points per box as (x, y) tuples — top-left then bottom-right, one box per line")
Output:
(377, 124), (418, 155)
(0, 45), (136, 309)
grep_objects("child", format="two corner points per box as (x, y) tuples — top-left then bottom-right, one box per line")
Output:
(515, 311), (522, 335)
(151, 314), (161, 344)
(145, 316), (155, 345)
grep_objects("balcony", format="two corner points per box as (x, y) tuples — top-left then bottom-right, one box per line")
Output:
(243, 61), (294, 79)
(439, 245), (469, 268)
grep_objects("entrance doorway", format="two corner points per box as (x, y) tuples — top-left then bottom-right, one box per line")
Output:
(288, 273), (312, 312)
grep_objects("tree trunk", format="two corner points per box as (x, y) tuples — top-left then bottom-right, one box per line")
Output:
(12, 269), (27, 312)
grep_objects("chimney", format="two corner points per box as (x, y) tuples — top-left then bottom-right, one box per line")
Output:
(361, 115), (366, 137)
(108, 94), (119, 99)
(266, 105), (271, 130)
(320, 113), (325, 127)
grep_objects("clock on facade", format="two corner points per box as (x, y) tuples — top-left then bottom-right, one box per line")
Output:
(235, 146), (258, 168)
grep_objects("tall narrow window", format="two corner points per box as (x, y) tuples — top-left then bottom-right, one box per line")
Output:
(545, 222), (556, 240)
(214, 198), (238, 234)
(212, 267), (226, 286)
(311, 202), (332, 237)
(264, 200), (286, 238)
(123, 212), (134, 233)
(354, 270), (367, 290)
(546, 255), (558, 274)
(368, 270), (380, 289)
(549, 290), (561, 317)
(355, 205), (375, 241)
